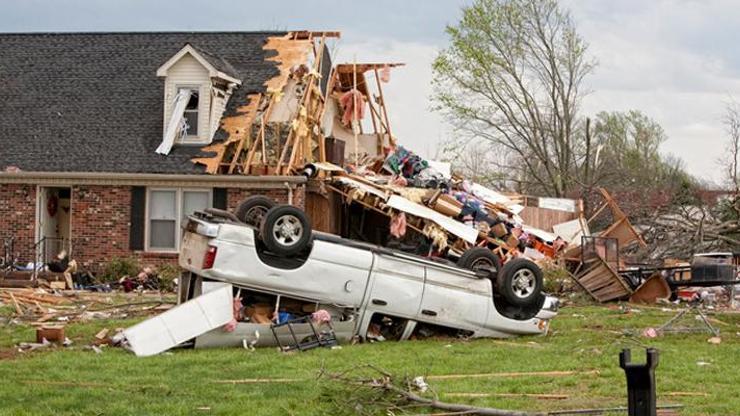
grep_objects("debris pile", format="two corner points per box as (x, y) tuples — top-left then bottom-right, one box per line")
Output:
(0, 288), (174, 324)
(319, 146), (573, 266)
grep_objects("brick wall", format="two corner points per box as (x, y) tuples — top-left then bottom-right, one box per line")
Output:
(0, 184), (36, 262)
(0, 182), (306, 273)
(71, 185), (132, 270)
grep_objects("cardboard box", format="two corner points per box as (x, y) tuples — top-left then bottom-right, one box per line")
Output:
(491, 223), (508, 238)
(433, 194), (462, 217)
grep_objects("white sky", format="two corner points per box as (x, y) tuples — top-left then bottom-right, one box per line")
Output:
(1, 0), (736, 183)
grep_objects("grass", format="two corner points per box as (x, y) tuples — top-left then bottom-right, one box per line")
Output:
(0, 303), (738, 415)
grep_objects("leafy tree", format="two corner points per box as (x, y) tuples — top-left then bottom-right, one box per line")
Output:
(588, 110), (691, 195)
(433, 0), (595, 197)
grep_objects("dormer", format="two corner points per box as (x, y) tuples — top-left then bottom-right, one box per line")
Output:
(155, 44), (241, 155)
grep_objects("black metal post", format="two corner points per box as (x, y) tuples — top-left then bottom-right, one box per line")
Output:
(619, 348), (659, 416)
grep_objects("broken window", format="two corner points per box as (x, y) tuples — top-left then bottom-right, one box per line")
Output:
(182, 88), (199, 137)
(147, 188), (211, 252)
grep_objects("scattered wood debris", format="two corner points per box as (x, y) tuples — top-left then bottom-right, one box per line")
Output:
(426, 370), (599, 381)
(0, 288), (175, 324)
(445, 392), (569, 400)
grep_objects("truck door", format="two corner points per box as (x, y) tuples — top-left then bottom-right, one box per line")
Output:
(420, 266), (491, 330)
(365, 254), (425, 319)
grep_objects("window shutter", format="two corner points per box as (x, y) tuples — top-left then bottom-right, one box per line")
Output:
(212, 188), (227, 210)
(129, 187), (146, 250)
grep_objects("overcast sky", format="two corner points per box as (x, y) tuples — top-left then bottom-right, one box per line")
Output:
(1, 0), (736, 183)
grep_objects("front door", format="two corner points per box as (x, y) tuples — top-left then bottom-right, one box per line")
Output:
(37, 187), (72, 263)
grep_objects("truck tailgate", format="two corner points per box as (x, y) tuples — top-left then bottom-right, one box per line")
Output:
(180, 231), (211, 270)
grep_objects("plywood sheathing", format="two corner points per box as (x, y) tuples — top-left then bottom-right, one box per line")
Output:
(262, 36), (313, 93)
(192, 34), (314, 173)
(192, 94), (261, 173)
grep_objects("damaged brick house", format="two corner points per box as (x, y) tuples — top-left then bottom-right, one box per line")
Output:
(0, 31), (339, 271)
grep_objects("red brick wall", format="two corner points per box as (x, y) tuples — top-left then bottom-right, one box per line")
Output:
(0, 184), (305, 272)
(0, 184), (36, 262)
(0, 182), (306, 273)
(71, 185), (132, 270)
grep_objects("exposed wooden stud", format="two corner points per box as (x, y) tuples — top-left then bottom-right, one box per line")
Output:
(353, 56), (359, 164)
(374, 67), (394, 147)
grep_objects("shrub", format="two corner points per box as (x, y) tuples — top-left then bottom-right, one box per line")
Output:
(156, 263), (181, 292)
(541, 262), (571, 294)
(100, 257), (140, 283)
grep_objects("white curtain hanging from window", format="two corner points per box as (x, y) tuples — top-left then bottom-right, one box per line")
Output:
(156, 89), (192, 155)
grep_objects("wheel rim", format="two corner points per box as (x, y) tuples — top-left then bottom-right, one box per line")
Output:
(245, 206), (268, 226)
(511, 268), (536, 299)
(272, 214), (303, 247)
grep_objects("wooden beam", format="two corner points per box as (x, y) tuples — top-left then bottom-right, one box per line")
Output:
(228, 93), (261, 171)
(373, 68), (394, 147)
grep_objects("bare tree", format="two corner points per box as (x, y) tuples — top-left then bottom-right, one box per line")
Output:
(721, 100), (740, 195)
(433, 0), (596, 197)
(440, 138), (509, 187)
(636, 102), (740, 258)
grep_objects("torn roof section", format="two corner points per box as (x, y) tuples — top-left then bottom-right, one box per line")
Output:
(0, 31), (288, 174)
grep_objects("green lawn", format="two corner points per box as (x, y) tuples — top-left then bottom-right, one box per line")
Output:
(0, 303), (738, 415)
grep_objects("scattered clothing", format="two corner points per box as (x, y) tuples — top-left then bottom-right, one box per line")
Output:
(312, 309), (332, 325)
(380, 64), (391, 83)
(340, 89), (365, 126)
(390, 212), (407, 239)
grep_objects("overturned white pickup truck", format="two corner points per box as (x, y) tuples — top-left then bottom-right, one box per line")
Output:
(125, 199), (558, 356)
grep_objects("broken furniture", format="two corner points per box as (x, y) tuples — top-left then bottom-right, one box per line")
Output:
(569, 236), (633, 302)
(629, 273), (672, 304)
(270, 316), (337, 352)
(657, 302), (720, 337)
(560, 190), (650, 302)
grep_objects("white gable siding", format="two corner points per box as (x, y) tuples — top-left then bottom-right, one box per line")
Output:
(209, 89), (230, 141)
(163, 54), (211, 143)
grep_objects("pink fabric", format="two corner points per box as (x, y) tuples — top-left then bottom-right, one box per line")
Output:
(380, 64), (391, 83)
(642, 327), (658, 338)
(223, 319), (237, 332)
(390, 212), (407, 238)
(390, 175), (408, 187)
(340, 89), (366, 126)
(223, 297), (243, 332)
(312, 309), (332, 325)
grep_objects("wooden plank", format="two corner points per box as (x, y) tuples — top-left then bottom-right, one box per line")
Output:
(373, 67), (394, 147)
(427, 370), (599, 381)
(227, 93), (261, 173)
(445, 392), (569, 400)
(9, 292), (23, 315)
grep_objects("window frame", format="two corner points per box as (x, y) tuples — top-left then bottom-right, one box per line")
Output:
(175, 84), (203, 142)
(145, 187), (212, 253)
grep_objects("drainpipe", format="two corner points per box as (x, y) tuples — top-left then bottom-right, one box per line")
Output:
(284, 182), (294, 206)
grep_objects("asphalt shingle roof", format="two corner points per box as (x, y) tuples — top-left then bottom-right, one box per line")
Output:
(0, 31), (285, 174)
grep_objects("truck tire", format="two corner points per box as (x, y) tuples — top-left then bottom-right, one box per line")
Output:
(260, 205), (313, 256)
(497, 258), (543, 307)
(234, 196), (276, 227)
(457, 247), (502, 276)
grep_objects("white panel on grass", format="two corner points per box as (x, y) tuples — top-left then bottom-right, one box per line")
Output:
(124, 285), (233, 357)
